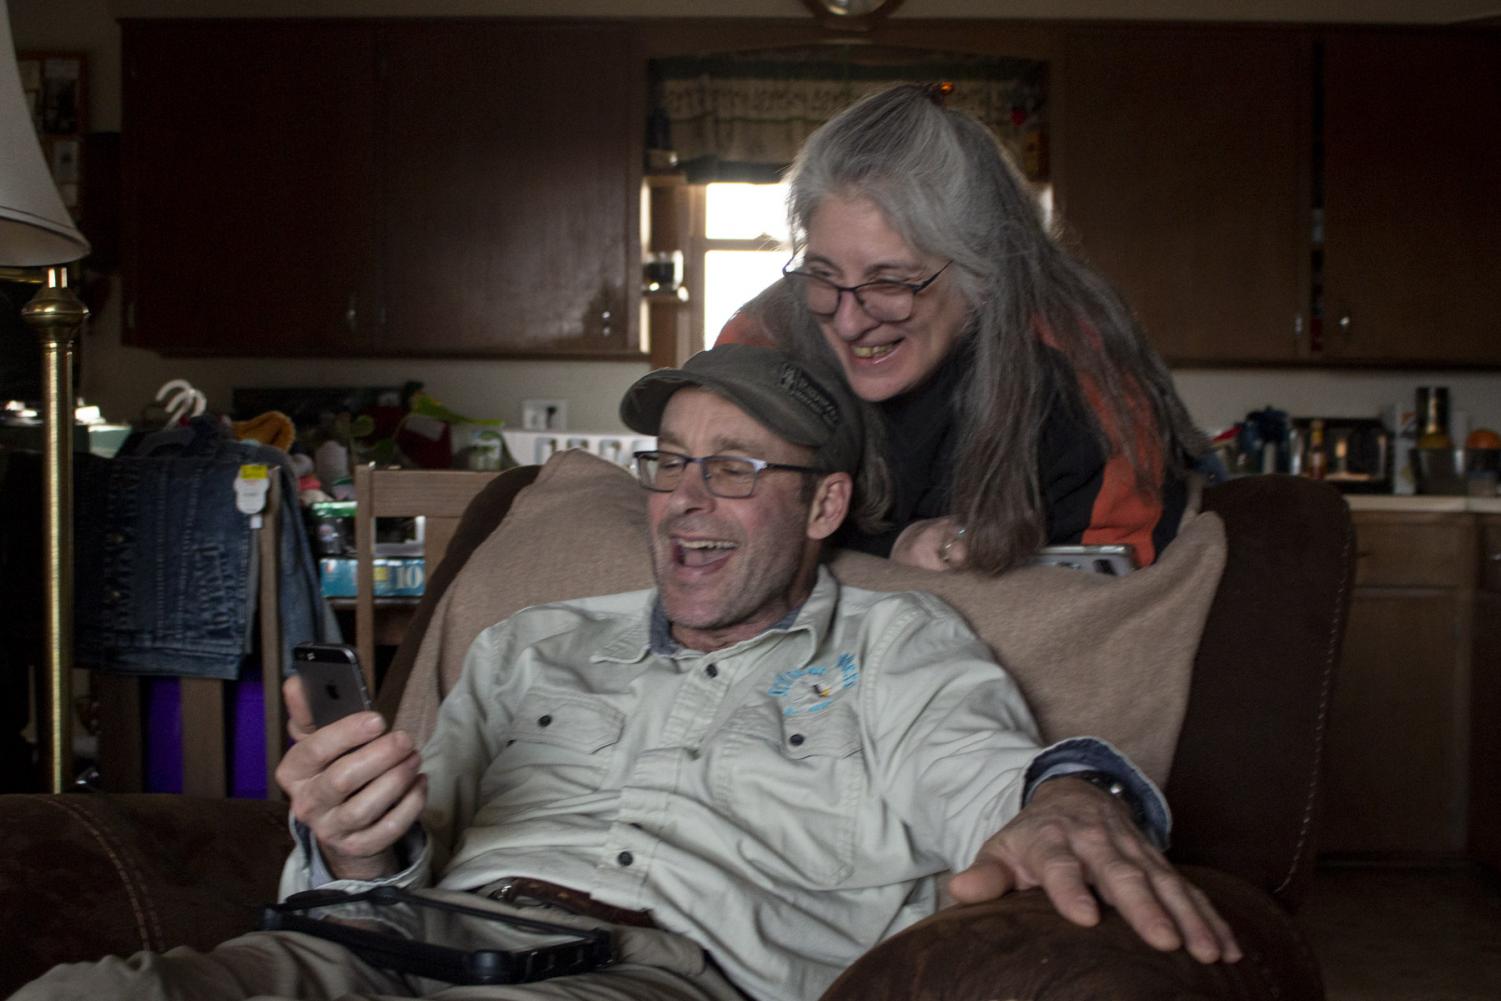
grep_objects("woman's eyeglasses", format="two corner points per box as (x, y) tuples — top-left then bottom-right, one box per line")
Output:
(781, 260), (951, 324)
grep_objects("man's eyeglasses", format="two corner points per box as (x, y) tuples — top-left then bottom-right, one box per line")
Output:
(781, 259), (951, 324)
(633, 450), (821, 499)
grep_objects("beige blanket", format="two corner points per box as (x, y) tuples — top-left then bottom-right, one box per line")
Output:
(395, 450), (1226, 785)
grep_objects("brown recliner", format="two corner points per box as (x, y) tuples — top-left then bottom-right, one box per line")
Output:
(0, 471), (1352, 1000)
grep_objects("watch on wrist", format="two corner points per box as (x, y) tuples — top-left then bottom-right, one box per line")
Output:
(1055, 769), (1148, 830)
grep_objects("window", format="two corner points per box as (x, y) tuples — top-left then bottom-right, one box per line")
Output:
(698, 181), (789, 348)
(687, 180), (1050, 352)
(684, 177), (1051, 351)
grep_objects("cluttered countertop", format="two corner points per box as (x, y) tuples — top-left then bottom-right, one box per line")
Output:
(1214, 384), (1500, 515)
(1342, 494), (1501, 514)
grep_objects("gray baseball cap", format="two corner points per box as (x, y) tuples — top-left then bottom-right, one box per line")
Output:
(620, 344), (863, 474)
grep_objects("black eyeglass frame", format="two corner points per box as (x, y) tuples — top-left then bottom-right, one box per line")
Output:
(780, 259), (952, 323)
(633, 450), (823, 498)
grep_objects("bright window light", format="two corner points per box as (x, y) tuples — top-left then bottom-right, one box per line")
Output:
(702, 181), (791, 347)
(704, 250), (790, 347)
(706, 182), (790, 243)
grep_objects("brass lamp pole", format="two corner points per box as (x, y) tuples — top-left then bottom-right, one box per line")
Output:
(1, 1), (93, 792)
(21, 269), (89, 793)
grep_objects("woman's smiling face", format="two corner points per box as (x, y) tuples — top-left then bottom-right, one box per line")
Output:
(801, 194), (970, 403)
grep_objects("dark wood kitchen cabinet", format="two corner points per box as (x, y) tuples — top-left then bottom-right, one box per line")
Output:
(1319, 30), (1501, 367)
(123, 21), (382, 355)
(1472, 515), (1501, 873)
(122, 19), (643, 358)
(1057, 27), (1310, 366)
(377, 22), (640, 357)
(1056, 24), (1501, 368)
(1320, 510), (1478, 857)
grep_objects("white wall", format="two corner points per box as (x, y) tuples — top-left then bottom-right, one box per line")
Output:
(1174, 369), (1501, 439)
(12, 0), (1501, 437)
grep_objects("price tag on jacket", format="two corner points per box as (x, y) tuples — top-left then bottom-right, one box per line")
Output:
(236, 464), (271, 526)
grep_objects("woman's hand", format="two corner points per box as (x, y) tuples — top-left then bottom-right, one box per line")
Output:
(891, 517), (968, 571)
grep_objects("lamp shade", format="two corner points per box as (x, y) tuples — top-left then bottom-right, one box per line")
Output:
(0, 0), (90, 267)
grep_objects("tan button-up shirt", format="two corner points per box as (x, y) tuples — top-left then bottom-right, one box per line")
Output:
(285, 568), (1075, 1000)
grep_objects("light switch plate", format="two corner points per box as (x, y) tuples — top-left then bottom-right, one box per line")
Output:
(522, 399), (568, 431)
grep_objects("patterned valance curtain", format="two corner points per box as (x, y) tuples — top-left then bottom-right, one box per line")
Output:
(649, 47), (1046, 184)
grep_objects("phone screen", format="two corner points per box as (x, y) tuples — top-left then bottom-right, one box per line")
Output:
(293, 643), (374, 728)
(262, 886), (613, 985)
(279, 891), (583, 954)
(1028, 545), (1138, 576)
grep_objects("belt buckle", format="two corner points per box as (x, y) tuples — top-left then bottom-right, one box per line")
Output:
(492, 879), (578, 917)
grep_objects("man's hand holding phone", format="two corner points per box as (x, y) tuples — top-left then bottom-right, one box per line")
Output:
(276, 646), (427, 882)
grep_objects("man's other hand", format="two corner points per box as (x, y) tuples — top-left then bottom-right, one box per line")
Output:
(275, 676), (427, 881)
(947, 776), (1242, 964)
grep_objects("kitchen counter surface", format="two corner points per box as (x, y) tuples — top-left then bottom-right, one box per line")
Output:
(1344, 494), (1501, 513)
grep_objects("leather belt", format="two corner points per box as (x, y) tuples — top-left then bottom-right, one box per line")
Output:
(490, 878), (657, 930)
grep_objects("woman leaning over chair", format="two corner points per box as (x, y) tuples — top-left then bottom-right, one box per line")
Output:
(724, 82), (1208, 574)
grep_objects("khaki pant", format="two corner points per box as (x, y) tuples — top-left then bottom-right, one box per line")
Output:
(11, 890), (746, 1001)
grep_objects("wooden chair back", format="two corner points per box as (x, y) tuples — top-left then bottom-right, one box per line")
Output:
(352, 465), (501, 693)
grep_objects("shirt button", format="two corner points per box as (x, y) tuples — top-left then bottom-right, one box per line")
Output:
(537, 714), (552, 727)
(704, 664), (719, 679)
(789, 734), (805, 747)
(617, 851), (634, 867)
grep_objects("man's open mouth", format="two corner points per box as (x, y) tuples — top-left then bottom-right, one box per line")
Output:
(678, 543), (735, 567)
(675, 539), (736, 568)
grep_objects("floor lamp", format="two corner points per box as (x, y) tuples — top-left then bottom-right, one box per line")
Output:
(1, 0), (93, 793)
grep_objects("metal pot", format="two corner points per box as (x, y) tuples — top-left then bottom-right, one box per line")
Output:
(1411, 448), (1465, 495)
(1411, 447), (1500, 496)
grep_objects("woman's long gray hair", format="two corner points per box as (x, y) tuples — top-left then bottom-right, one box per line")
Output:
(780, 83), (1206, 573)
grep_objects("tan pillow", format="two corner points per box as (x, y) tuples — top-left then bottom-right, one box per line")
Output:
(395, 450), (656, 742)
(396, 449), (1225, 785)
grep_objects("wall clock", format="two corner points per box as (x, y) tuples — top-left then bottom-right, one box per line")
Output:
(800, 0), (906, 32)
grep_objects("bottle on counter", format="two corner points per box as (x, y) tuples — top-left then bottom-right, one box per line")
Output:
(1389, 401), (1417, 495)
(1416, 386), (1452, 450)
(1308, 419), (1328, 480)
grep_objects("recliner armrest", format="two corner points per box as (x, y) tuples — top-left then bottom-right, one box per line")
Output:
(1168, 476), (1354, 910)
(817, 866), (1323, 1001)
(0, 793), (291, 996)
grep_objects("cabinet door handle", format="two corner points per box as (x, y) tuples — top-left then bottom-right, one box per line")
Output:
(600, 309), (613, 338)
(1338, 310), (1353, 337)
(345, 294), (359, 333)
(1293, 313), (1303, 348)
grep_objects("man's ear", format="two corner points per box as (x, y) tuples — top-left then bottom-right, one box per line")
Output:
(805, 472), (852, 542)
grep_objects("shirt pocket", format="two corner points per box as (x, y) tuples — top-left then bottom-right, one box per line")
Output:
(711, 703), (866, 886)
(482, 688), (627, 808)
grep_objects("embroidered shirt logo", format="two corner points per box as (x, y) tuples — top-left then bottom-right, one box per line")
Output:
(768, 653), (860, 717)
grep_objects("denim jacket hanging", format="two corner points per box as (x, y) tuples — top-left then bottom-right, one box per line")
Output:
(72, 416), (337, 679)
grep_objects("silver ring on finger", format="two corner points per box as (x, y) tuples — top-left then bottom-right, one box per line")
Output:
(939, 525), (967, 566)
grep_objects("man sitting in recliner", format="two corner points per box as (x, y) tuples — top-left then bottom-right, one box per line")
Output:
(15, 345), (1239, 1001)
